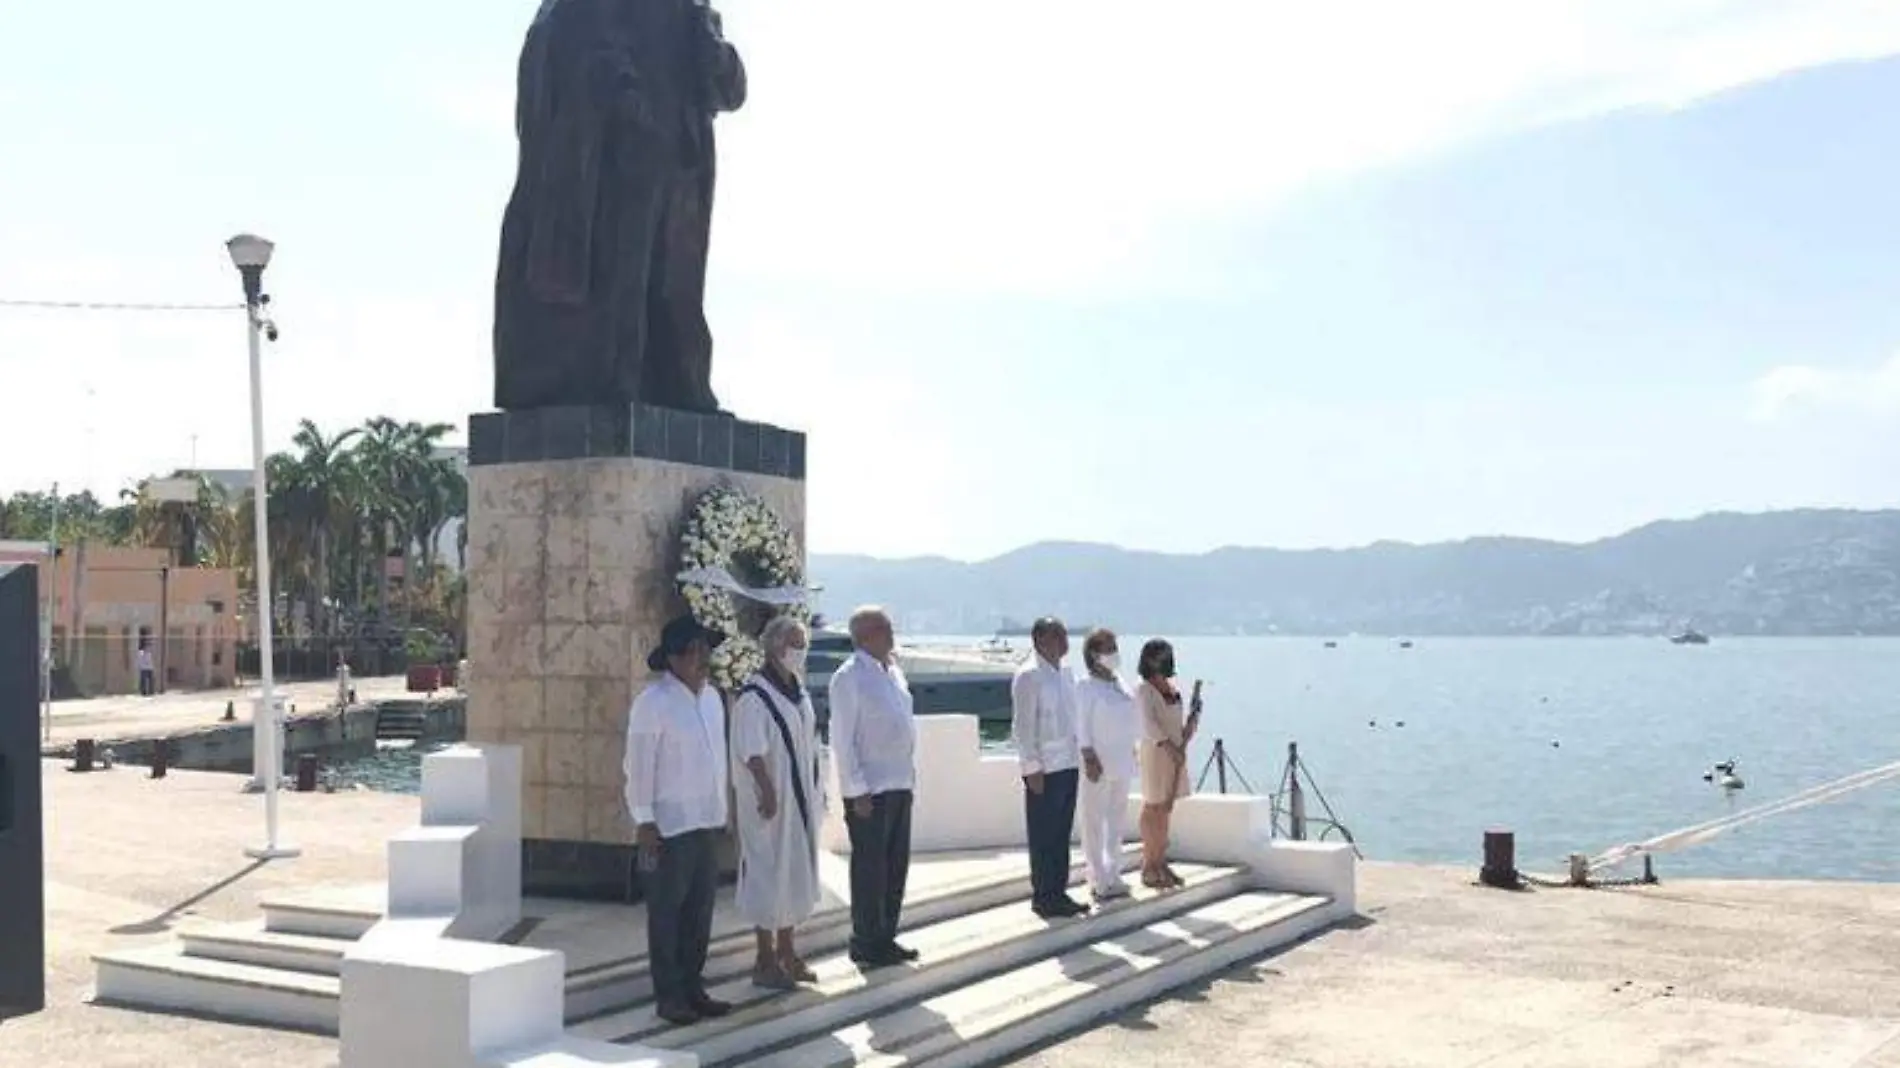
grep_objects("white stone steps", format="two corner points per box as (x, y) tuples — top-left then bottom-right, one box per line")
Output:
(484, 1034), (693, 1068)
(563, 845), (1143, 1020)
(745, 890), (1332, 1068)
(178, 920), (352, 976)
(89, 847), (1146, 1036)
(91, 941), (340, 1033)
(579, 862), (1246, 1062)
(260, 885), (384, 940)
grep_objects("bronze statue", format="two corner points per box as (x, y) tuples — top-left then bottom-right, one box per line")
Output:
(493, 0), (746, 414)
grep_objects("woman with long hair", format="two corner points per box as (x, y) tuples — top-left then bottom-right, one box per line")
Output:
(1074, 628), (1140, 901)
(1135, 638), (1201, 888)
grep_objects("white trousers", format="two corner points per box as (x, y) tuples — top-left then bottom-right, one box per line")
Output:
(1078, 773), (1132, 893)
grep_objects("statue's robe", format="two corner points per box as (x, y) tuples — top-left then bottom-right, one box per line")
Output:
(493, 0), (746, 414)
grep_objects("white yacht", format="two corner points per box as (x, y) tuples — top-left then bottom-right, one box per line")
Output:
(807, 628), (1017, 727)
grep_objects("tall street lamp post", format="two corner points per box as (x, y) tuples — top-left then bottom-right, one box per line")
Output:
(227, 233), (299, 861)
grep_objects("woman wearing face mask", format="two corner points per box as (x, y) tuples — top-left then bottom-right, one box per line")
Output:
(731, 614), (826, 988)
(1075, 629), (1141, 901)
(1136, 638), (1201, 889)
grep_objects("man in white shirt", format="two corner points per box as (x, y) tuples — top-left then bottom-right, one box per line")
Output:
(828, 605), (920, 968)
(1010, 617), (1088, 918)
(624, 614), (734, 1026)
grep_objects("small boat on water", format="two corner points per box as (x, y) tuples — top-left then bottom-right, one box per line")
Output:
(1670, 629), (1711, 645)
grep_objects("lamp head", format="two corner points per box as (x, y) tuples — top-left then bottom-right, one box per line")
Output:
(225, 234), (274, 271)
(226, 234), (274, 306)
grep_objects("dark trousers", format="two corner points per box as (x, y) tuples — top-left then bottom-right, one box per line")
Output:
(1025, 768), (1081, 906)
(138, 669), (155, 696)
(845, 789), (913, 954)
(647, 827), (718, 1008)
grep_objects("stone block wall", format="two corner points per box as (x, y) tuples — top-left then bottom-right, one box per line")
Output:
(463, 407), (806, 900)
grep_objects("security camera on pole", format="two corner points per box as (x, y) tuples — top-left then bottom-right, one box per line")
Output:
(227, 233), (299, 861)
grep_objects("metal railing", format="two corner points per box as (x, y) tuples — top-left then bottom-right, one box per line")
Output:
(1197, 738), (1362, 857)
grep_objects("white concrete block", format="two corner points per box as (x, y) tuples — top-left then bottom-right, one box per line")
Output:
(1252, 839), (1358, 915)
(1167, 794), (1273, 866)
(388, 825), (478, 920)
(340, 939), (563, 1068)
(406, 744), (523, 940)
(422, 747), (498, 828)
(467, 745), (523, 938)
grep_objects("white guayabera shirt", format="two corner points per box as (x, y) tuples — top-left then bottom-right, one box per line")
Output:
(1011, 655), (1080, 777)
(623, 672), (730, 837)
(829, 650), (918, 799)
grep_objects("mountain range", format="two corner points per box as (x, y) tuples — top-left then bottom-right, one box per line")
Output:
(809, 509), (1900, 637)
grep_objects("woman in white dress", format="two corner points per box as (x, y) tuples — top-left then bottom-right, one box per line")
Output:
(1074, 628), (1141, 902)
(731, 615), (825, 988)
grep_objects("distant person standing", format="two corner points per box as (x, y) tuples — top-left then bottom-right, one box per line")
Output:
(1136, 638), (1201, 889)
(624, 615), (734, 1026)
(829, 606), (920, 968)
(334, 651), (353, 711)
(136, 643), (156, 697)
(1011, 617), (1088, 918)
(1074, 628), (1139, 901)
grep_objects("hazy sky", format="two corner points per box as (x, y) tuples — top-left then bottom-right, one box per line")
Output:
(3, 1), (1898, 560)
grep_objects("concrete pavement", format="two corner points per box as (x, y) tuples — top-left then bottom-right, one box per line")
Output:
(1019, 862), (1900, 1067)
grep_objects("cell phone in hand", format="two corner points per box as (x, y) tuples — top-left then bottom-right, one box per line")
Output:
(1191, 679), (1204, 713)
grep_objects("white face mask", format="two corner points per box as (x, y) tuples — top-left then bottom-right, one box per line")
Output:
(778, 646), (809, 677)
(1098, 653), (1121, 673)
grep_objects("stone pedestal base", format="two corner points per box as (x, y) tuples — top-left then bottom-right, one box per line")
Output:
(464, 404), (806, 901)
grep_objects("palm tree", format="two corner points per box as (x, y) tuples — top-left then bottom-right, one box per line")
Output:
(351, 417), (457, 645)
(278, 420), (362, 640)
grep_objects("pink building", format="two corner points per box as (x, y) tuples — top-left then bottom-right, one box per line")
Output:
(0, 541), (240, 696)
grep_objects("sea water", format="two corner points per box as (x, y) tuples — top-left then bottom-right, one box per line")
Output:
(334, 636), (1900, 882)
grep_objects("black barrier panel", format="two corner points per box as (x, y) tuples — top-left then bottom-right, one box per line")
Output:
(0, 563), (45, 1014)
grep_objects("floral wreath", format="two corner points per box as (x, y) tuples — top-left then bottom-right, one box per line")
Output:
(677, 484), (811, 690)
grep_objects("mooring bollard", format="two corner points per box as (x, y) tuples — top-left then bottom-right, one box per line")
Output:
(1567, 853), (1590, 887)
(150, 740), (169, 780)
(1480, 829), (1520, 889)
(296, 754), (319, 793)
(222, 700), (236, 722)
(71, 738), (96, 774)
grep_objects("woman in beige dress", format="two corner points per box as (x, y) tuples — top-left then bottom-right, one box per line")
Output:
(1135, 638), (1200, 889)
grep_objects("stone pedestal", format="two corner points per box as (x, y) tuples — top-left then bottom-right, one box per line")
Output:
(464, 404), (806, 901)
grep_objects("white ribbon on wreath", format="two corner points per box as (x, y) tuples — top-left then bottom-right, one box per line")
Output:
(675, 565), (818, 606)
